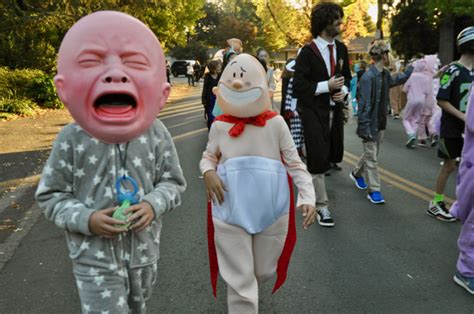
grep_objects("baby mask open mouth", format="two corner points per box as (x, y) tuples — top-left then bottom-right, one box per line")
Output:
(94, 93), (137, 116)
(219, 84), (261, 106)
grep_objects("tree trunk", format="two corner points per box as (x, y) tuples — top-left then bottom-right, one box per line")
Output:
(439, 17), (454, 65)
(376, 0), (383, 39)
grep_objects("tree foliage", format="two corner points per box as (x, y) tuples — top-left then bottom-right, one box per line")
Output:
(198, 0), (264, 53)
(390, 0), (439, 60)
(341, 0), (376, 43)
(253, 0), (311, 49)
(0, 0), (205, 72)
(170, 40), (209, 64)
(425, 0), (474, 21)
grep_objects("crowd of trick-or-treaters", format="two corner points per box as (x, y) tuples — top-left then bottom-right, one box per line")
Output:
(33, 3), (474, 313)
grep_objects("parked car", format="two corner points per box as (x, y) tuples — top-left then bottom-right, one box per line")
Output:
(171, 60), (197, 77)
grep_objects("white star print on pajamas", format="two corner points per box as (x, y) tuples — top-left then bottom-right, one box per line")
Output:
(36, 120), (186, 313)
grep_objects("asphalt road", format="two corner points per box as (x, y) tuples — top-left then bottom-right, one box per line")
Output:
(0, 77), (473, 313)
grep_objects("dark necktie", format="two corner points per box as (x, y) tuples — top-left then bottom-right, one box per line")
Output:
(328, 44), (335, 77)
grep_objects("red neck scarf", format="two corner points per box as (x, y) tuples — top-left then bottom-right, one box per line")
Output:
(215, 110), (278, 137)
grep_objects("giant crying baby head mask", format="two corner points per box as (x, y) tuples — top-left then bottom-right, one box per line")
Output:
(54, 11), (170, 144)
(213, 54), (271, 118)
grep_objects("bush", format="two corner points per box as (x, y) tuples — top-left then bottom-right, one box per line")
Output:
(0, 67), (62, 116)
(26, 74), (63, 109)
(0, 98), (36, 116)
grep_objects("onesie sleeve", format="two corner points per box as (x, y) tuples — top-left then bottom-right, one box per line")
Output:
(451, 86), (474, 222)
(199, 122), (221, 174)
(278, 117), (316, 207)
(142, 121), (187, 218)
(466, 84), (474, 133)
(35, 127), (95, 236)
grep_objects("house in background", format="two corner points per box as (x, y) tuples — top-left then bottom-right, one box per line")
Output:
(346, 36), (376, 66)
(274, 36), (376, 69)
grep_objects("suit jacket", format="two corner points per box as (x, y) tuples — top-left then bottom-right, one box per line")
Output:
(293, 39), (351, 174)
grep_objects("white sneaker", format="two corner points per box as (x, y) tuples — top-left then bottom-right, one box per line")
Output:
(317, 207), (335, 227)
(427, 201), (456, 222)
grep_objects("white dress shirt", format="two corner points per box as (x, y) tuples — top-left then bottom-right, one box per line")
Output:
(312, 36), (348, 102)
(313, 36), (336, 96)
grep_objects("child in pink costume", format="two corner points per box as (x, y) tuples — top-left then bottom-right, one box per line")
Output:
(451, 84), (474, 294)
(418, 55), (440, 146)
(425, 54), (444, 146)
(402, 59), (436, 148)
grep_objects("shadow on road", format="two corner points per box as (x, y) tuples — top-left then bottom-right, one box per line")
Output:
(0, 149), (49, 194)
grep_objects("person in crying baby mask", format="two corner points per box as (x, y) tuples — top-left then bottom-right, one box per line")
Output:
(199, 54), (317, 313)
(35, 11), (186, 313)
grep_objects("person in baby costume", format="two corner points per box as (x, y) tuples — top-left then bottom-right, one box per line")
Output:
(35, 11), (186, 313)
(451, 84), (474, 294)
(200, 54), (317, 313)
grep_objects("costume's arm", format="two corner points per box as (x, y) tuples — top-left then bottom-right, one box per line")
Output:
(426, 77), (436, 107)
(35, 129), (95, 235)
(341, 48), (351, 90)
(402, 78), (410, 94)
(278, 118), (316, 207)
(142, 122), (187, 218)
(389, 66), (413, 87)
(199, 123), (221, 175)
(356, 74), (373, 139)
(336, 49), (352, 101)
(293, 48), (323, 99)
(451, 86), (474, 222)
(466, 85), (474, 133)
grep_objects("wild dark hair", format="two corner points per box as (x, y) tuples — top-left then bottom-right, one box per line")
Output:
(207, 59), (221, 74)
(222, 49), (237, 70)
(257, 57), (268, 72)
(256, 47), (267, 58)
(310, 2), (344, 38)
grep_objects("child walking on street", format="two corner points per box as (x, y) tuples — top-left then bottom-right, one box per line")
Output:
(350, 40), (412, 204)
(35, 12), (186, 313)
(402, 58), (436, 148)
(200, 54), (316, 313)
(202, 59), (222, 129)
(281, 58), (305, 158)
(428, 27), (474, 221)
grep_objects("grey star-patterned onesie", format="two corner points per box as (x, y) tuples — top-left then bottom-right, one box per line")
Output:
(35, 120), (187, 313)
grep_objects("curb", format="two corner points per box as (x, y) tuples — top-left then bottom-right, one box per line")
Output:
(0, 177), (43, 272)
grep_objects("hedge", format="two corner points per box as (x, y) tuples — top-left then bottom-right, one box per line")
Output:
(0, 67), (62, 117)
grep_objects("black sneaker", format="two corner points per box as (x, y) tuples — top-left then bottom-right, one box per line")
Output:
(427, 201), (456, 222)
(331, 163), (342, 171)
(406, 136), (416, 149)
(430, 134), (439, 147)
(317, 207), (335, 227)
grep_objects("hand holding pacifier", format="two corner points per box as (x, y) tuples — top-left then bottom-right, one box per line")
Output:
(113, 176), (140, 227)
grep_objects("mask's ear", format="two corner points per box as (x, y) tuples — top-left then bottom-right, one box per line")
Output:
(158, 82), (171, 110)
(54, 75), (68, 104)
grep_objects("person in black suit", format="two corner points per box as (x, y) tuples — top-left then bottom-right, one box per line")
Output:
(293, 2), (351, 227)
